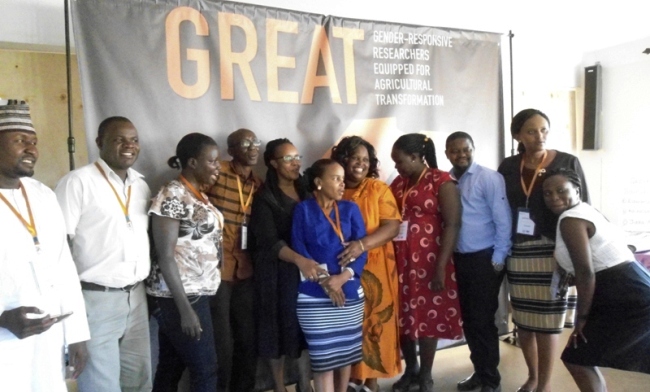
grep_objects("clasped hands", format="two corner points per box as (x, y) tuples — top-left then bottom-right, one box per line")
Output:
(298, 259), (346, 307)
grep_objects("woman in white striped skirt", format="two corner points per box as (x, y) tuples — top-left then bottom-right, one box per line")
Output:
(292, 159), (368, 392)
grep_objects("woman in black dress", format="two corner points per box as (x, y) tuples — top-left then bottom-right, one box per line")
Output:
(249, 139), (320, 392)
(498, 109), (589, 392)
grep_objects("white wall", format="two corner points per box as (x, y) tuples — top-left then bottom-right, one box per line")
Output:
(579, 36), (650, 235)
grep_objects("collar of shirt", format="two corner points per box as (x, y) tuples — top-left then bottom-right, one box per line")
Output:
(95, 158), (145, 186)
(450, 160), (478, 182)
(228, 160), (258, 184)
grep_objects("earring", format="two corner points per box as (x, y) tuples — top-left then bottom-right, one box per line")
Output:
(411, 159), (415, 162)
(317, 185), (322, 190)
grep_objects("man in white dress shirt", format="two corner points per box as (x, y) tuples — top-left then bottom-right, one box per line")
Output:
(0, 100), (90, 392)
(55, 116), (152, 392)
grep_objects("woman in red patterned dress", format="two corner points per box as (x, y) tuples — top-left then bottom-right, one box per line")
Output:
(389, 133), (463, 392)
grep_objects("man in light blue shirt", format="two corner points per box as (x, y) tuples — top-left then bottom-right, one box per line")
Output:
(446, 132), (512, 392)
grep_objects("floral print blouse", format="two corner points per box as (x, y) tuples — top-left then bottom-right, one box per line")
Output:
(146, 180), (224, 297)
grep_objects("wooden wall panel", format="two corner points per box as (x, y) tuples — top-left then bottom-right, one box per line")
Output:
(0, 49), (87, 188)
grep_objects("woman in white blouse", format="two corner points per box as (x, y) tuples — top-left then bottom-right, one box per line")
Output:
(542, 168), (650, 392)
(148, 133), (224, 392)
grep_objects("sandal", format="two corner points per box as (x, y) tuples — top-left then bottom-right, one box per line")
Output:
(347, 382), (362, 392)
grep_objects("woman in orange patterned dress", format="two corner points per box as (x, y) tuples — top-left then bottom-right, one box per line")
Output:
(331, 136), (401, 392)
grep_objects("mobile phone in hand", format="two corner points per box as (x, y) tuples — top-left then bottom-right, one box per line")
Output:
(49, 311), (74, 324)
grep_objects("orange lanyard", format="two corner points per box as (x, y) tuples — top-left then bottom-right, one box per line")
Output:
(401, 167), (428, 217)
(179, 175), (209, 204)
(320, 202), (344, 244)
(519, 151), (547, 208)
(95, 162), (132, 226)
(0, 181), (40, 250)
(236, 175), (254, 224)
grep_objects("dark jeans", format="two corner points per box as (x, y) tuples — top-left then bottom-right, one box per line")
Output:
(153, 296), (217, 392)
(211, 278), (257, 392)
(454, 248), (505, 388)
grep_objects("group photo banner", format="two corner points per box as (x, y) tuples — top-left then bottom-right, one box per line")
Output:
(71, 0), (504, 190)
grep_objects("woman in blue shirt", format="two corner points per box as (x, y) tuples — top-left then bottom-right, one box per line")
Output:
(292, 158), (367, 392)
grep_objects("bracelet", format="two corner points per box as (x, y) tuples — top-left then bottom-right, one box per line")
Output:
(358, 240), (365, 252)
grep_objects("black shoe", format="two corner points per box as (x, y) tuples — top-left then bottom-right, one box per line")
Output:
(418, 376), (434, 392)
(480, 385), (501, 392)
(392, 371), (419, 392)
(457, 373), (482, 391)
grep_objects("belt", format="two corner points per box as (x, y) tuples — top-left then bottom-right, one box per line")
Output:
(454, 247), (494, 257)
(80, 281), (141, 292)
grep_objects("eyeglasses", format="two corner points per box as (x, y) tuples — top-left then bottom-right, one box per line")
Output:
(234, 139), (261, 149)
(275, 155), (303, 162)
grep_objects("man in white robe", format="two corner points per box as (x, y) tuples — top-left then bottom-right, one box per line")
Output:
(0, 100), (90, 392)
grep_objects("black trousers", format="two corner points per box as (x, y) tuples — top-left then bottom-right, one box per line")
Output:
(211, 278), (257, 392)
(454, 248), (505, 388)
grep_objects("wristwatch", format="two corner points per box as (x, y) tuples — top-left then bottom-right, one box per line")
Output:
(492, 262), (504, 272)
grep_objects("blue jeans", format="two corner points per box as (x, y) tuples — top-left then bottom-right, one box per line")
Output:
(153, 295), (217, 392)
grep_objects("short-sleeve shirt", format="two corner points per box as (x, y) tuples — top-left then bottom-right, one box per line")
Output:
(206, 161), (262, 281)
(147, 180), (224, 297)
(54, 159), (151, 287)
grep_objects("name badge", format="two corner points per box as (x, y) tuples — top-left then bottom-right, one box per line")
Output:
(516, 208), (536, 236)
(300, 263), (328, 281)
(241, 224), (248, 250)
(394, 221), (409, 241)
(123, 229), (140, 262)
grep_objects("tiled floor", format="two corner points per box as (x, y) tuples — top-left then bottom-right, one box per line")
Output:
(286, 328), (650, 392)
(67, 328), (649, 392)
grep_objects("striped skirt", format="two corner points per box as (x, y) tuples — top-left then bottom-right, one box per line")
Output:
(296, 293), (364, 372)
(507, 237), (569, 333)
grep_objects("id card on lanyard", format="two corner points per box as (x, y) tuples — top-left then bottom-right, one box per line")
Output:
(516, 208), (536, 235)
(236, 176), (254, 250)
(394, 221), (409, 241)
(241, 224), (248, 250)
(516, 152), (547, 236)
(95, 162), (133, 230)
(394, 168), (427, 242)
